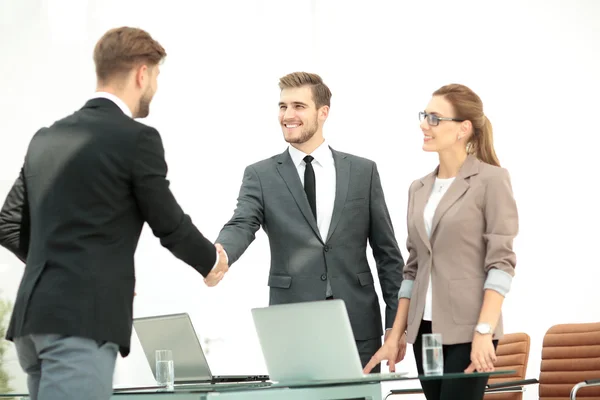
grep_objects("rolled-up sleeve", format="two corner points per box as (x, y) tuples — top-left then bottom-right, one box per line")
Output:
(399, 181), (419, 299)
(484, 268), (513, 296)
(482, 168), (518, 296)
(399, 279), (414, 299)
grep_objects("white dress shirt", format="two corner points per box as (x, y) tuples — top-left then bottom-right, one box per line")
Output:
(91, 92), (133, 117)
(288, 140), (336, 296)
(287, 141), (337, 241)
(89, 92), (220, 271)
(422, 177), (455, 321)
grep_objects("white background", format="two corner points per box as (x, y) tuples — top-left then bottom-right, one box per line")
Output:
(1, 0), (599, 398)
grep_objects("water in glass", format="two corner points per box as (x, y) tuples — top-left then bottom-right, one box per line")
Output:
(155, 349), (174, 391)
(422, 333), (443, 376)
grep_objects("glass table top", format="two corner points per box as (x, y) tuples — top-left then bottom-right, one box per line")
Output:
(0, 369), (516, 397)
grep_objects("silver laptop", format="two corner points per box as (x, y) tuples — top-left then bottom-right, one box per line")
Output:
(133, 313), (269, 385)
(251, 300), (408, 385)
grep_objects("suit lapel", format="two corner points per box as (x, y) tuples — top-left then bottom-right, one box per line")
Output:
(413, 173), (435, 249)
(275, 150), (322, 241)
(430, 155), (480, 237)
(430, 178), (469, 236)
(326, 149), (350, 242)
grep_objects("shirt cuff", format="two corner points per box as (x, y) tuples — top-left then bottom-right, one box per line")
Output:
(398, 279), (414, 299)
(483, 268), (513, 296)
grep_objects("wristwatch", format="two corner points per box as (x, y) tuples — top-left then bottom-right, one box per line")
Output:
(475, 323), (493, 335)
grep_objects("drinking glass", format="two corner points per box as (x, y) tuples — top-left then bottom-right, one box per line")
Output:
(422, 333), (443, 376)
(155, 349), (174, 391)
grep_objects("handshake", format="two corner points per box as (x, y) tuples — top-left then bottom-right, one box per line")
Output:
(204, 243), (229, 287)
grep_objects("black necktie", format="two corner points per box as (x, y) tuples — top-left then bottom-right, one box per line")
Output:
(303, 155), (317, 219)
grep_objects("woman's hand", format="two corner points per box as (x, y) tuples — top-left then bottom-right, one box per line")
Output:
(363, 340), (400, 374)
(384, 330), (408, 367)
(464, 334), (497, 373)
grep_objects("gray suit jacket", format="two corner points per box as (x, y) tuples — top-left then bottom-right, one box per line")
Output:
(216, 147), (404, 340)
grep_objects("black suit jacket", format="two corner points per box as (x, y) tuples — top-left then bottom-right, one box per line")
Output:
(0, 98), (216, 356)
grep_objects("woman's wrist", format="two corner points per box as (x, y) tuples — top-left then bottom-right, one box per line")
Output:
(387, 326), (407, 342)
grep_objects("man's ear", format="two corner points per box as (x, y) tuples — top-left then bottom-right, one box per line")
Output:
(319, 105), (330, 121)
(134, 64), (149, 88)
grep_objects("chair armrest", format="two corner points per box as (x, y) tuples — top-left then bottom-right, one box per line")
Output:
(486, 386), (525, 393)
(570, 379), (600, 400)
(486, 378), (539, 390)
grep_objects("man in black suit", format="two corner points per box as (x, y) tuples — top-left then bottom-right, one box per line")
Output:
(0, 27), (227, 400)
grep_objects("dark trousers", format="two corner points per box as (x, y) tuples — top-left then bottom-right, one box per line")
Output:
(413, 320), (498, 400)
(326, 295), (382, 373)
(357, 337), (382, 373)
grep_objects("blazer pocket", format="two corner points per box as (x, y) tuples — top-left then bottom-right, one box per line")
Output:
(449, 278), (484, 325)
(268, 275), (292, 289)
(357, 271), (374, 286)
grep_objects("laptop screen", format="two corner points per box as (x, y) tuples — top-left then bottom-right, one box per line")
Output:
(133, 313), (213, 383)
(251, 300), (365, 383)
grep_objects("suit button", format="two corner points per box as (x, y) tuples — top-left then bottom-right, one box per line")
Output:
(324, 245), (330, 252)
(321, 274), (327, 281)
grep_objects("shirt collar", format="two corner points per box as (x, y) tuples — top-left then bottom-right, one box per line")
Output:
(91, 92), (133, 118)
(288, 140), (333, 167)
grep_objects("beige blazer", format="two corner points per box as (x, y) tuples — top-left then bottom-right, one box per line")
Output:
(404, 155), (518, 345)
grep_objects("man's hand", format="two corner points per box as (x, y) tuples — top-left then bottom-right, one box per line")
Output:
(204, 243), (229, 287)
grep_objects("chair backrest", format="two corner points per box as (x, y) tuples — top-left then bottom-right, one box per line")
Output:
(539, 322), (600, 400)
(485, 332), (531, 400)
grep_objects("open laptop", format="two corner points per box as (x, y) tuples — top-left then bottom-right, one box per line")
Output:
(133, 313), (269, 385)
(251, 299), (409, 386)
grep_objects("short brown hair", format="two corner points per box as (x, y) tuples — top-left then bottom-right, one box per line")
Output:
(93, 27), (166, 84)
(278, 72), (332, 109)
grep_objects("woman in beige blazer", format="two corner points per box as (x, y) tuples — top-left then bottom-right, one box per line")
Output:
(364, 84), (518, 400)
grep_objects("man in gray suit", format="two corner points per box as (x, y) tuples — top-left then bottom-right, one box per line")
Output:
(215, 72), (406, 371)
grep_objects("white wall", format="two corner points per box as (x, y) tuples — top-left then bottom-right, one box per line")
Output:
(1, 0), (599, 398)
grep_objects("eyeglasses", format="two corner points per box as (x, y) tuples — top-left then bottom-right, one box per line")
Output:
(419, 111), (465, 127)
